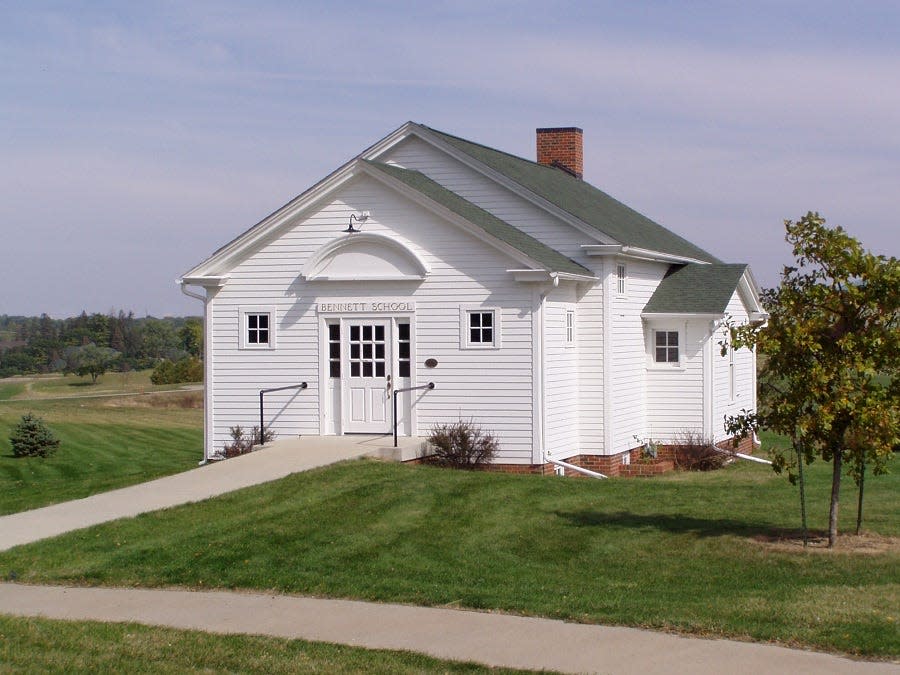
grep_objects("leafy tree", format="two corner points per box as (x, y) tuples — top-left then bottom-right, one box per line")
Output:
(63, 343), (121, 384)
(10, 413), (60, 458)
(178, 319), (203, 358)
(727, 213), (899, 547)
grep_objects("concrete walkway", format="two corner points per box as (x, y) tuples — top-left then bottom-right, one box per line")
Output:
(0, 434), (419, 552)
(0, 584), (895, 675)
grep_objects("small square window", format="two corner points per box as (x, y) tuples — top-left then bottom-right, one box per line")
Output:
(240, 307), (276, 349)
(654, 330), (679, 363)
(464, 310), (497, 348)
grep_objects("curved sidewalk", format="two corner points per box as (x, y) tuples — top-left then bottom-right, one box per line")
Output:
(0, 584), (895, 675)
(0, 435), (401, 552)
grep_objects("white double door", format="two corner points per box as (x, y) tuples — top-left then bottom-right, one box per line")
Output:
(343, 319), (393, 433)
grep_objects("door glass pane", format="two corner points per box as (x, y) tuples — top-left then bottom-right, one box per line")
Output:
(375, 325), (384, 341)
(351, 325), (360, 340)
(375, 362), (385, 377)
(351, 362), (360, 377)
(362, 325), (372, 340)
(398, 323), (409, 340)
(363, 362), (372, 377)
(350, 343), (360, 359)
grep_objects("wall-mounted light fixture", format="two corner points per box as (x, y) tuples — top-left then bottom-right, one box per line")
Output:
(344, 211), (370, 233)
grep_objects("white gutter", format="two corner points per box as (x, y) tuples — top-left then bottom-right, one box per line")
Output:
(545, 455), (608, 479)
(180, 281), (214, 466)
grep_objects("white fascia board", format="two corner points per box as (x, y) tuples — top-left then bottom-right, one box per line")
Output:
(179, 275), (229, 287)
(390, 125), (618, 246)
(641, 312), (725, 321)
(182, 160), (361, 279)
(359, 161), (549, 274)
(581, 244), (710, 266)
(508, 269), (598, 284)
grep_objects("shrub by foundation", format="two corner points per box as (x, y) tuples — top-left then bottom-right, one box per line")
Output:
(424, 419), (498, 469)
(223, 425), (274, 458)
(673, 429), (730, 471)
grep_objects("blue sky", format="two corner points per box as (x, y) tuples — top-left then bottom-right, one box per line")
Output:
(2, 1), (898, 317)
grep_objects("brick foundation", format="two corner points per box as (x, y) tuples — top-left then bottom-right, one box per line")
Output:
(408, 436), (757, 477)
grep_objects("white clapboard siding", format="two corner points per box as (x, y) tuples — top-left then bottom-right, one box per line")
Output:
(383, 137), (593, 261)
(544, 286), (579, 458)
(609, 260), (668, 452)
(576, 279), (604, 454)
(712, 290), (755, 441)
(645, 320), (707, 442)
(209, 174), (535, 461)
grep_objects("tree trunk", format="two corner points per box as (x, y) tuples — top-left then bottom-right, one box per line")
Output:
(797, 446), (808, 547)
(856, 456), (866, 536)
(828, 450), (843, 548)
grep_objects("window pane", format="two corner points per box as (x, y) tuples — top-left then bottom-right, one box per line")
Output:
(655, 332), (667, 346)
(482, 328), (493, 344)
(258, 315), (268, 329)
(375, 343), (384, 359)
(470, 313), (480, 327)
(668, 347), (678, 362)
(375, 362), (385, 377)
(248, 315), (258, 329)
(374, 325), (384, 341)
(329, 361), (340, 378)
(350, 343), (360, 359)
(329, 343), (340, 359)
(362, 325), (372, 340)
(398, 361), (410, 378)
(258, 330), (268, 344)
(470, 328), (480, 343)
(481, 312), (492, 328)
(350, 325), (359, 341)
(351, 362), (360, 377)
(328, 324), (340, 341)
(656, 347), (667, 362)
(668, 331), (678, 346)
(399, 343), (409, 359)
(363, 362), (372, 377)
(398, 323), (409, 340)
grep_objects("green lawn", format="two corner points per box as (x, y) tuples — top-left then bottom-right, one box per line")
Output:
(0, 384), (201, 514)
(1, 443), (896, 657)
(0, 615), (535, 674)
(0, 370), (190, 401)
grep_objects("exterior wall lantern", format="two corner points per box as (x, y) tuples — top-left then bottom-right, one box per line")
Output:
(344, 211), (370, 233)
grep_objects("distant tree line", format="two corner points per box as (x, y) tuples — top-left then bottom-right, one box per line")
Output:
(0, 312), (202, 378)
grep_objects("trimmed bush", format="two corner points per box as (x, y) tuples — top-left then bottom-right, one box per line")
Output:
(425, 419), (498, 469)
(151, 357), (203, 385)
(10, 413), (60, 458)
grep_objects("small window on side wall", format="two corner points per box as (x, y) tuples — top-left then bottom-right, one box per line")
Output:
(461, 308), (500, 349)
(240, 307), (276, 349)
(654, 330), (679, 363)
(566, 310), (575, 345)
(617, 264), (626, 295)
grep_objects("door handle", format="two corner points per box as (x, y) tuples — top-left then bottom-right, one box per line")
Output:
(386, 373), (392, 393)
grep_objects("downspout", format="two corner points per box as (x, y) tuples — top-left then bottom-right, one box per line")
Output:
(545, 453), (608, 479)
(708, 443), (772, 466)
(537, 275), (558, 469)
(180, 282), (212, 465)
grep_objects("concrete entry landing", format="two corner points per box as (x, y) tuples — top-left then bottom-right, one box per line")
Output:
(0, 434), (424, 552)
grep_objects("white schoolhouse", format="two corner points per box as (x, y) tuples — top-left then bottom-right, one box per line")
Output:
(180, 123), (765, 474)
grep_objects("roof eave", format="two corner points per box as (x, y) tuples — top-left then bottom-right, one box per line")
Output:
(581, 244), (711, 266)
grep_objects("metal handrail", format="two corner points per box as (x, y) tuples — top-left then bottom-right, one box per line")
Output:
(393, 382), (434, 447)
(259, 382), (308, 445)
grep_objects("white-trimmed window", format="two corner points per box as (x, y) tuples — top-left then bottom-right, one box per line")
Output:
(616, 264), (627, 295)
(654, 330), (679, 363)
(240, 307), (276, 349)
(565, 310), (575, 345)
(461, 307), (500, 349)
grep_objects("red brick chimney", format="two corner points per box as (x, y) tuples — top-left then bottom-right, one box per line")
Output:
(536, 127), (583, 179)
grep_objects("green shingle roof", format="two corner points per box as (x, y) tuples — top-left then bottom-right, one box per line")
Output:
(416, 124), (720, 264)
(364, 160), (593, 277)
(643, 264), (748, 314)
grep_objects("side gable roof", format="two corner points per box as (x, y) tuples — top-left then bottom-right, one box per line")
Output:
(414, 124), (720, 264)
(364, 161), (592, 277)
(643, 264), (748, 315)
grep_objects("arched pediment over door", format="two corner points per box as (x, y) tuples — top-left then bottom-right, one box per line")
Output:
(301, 233), (429, 281)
